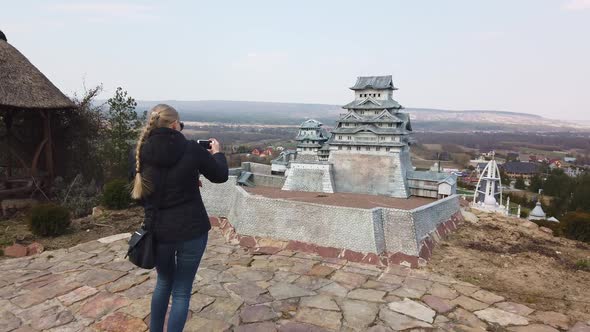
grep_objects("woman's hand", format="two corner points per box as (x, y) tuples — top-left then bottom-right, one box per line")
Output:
(208, 138), (221, 154)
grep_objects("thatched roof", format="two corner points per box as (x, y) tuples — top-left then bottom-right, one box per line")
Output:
(0, 31), (75, 110)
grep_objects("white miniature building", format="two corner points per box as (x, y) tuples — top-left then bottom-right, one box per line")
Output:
(472, 155), (510, 214)
(528, 202), (547, 221)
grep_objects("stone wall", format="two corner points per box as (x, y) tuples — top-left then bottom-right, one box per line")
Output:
(251, 174), (285, 188)
(201, 178), (461, 262)
(200, 176), (238, 217)
(328, 150), (410, 198)
(380, 208), (419, 256)
(226, 186), (382, 253)
(241, 162), (272, 175)
(281, 163), (334, 193)
(412, 195), (460, 244)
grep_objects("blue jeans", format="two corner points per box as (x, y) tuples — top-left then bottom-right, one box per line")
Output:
(150, 233), (208, 332)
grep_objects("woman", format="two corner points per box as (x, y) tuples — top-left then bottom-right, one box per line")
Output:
(130, 104), (228, 332)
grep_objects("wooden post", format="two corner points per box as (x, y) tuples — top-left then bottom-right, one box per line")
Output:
(1, 111), (14, 189)
(42, 110), (54, 178)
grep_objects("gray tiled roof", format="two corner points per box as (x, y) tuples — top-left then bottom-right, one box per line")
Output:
(271, 150), (297, 165)
(395, 112), (413, 131)
(297, 142), (322, 148)
(350, 76), (396, 90)
(407, 170), (450, 182)
(503, 162), (540, 174)
(328, 141), (406, 147)
(340, 111), (404, 123)
(330, 124), (408, 135)
(300, 119), (323, 129)
(342, 98), (402, 110)
(295, 129), (329, 141)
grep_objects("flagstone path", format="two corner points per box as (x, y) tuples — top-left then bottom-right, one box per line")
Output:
(1, 230), (589, 332)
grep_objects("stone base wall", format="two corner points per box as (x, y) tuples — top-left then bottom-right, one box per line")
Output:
(201, 178), (461, 265)
(418, 212), (462, 262)
(209, 211), (463, 268)
(241, 162), (272, 175)
(226, 186), (381, 253)
(251, 174), (285, 188)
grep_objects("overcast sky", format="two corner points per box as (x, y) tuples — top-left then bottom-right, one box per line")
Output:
(2, 0), (589, 120)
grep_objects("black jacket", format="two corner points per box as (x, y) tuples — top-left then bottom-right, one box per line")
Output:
(130, 127), (228, 243)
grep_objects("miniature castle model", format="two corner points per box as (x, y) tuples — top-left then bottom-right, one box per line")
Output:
(276, 75), (456, 199)
(326, 76), (413, 197)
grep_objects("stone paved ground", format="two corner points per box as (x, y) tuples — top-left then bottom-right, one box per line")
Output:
(1, 230), (590, 332)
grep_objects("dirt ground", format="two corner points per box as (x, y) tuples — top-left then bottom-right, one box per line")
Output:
(245, 186), (435, 209)
(426, 209), (590, 322)
(0, 206), (143, 260)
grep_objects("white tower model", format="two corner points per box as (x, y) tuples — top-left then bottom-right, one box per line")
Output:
(472, 152), (504, 212)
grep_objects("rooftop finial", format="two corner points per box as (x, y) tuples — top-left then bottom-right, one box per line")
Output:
(0, 30), (6, 42)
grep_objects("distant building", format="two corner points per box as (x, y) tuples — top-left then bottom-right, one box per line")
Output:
(503, 162), (540, 179)
(261, 148), (274, 157)
(469, 157), (488, 167)
(251, 147), (274, 158)
(565, 166), (584, 177)
(475, 162), (489, 176)
(548, 159), (562, 169)
(506, 152), (520, 161)
(564, 156), (577, 163)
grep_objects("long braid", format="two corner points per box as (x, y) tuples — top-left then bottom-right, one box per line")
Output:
(130, 112), (160, 199)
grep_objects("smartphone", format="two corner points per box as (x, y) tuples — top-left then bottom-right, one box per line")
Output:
(197, 140), (212, 150)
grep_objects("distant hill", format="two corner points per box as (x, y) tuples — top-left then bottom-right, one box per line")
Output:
(132, 100), (589, 133)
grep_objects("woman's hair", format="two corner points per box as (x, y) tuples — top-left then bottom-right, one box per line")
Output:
(130, 104), (179, 199)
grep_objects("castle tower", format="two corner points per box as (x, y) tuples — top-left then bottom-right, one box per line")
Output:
(327, 76), (413, 198)
(294, 119), (329, 162)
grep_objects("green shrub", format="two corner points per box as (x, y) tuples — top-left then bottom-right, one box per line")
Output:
(52, 175), (100, 218)
(29, 204), (71, 237)
(531, 219), (563, 236)
(561, 212), (590, 243)
(575, 259), (590, 271)
(101, 179), (131, 210)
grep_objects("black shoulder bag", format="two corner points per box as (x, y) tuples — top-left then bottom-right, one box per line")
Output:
(126, 168), (168, 269)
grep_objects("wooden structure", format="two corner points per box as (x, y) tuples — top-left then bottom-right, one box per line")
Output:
(0, 31), (76, 198)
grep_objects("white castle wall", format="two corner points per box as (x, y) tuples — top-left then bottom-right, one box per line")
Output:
(328, 148), (410, 198)
(282, 163), (334, 193)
